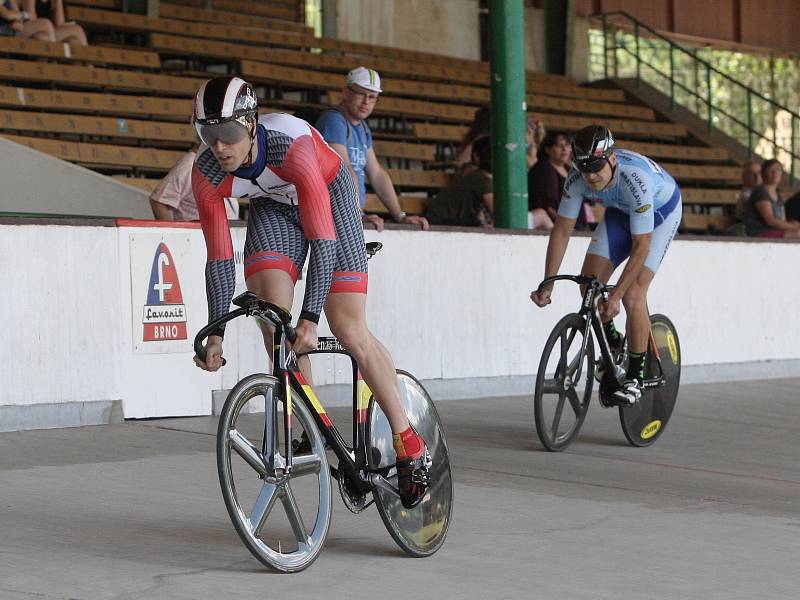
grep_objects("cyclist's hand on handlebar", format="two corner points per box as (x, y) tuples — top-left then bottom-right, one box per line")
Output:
(530, 287), (552, 307)
(599, 293), (621, 321)
(194, 335), (224, 372)
(292, 320), (319, 355)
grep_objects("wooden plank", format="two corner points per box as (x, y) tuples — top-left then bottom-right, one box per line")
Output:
(0, 85), (192, 119)
(412, 116), (686, 141)
(0, 58), (109, 87)
(682, 213), (735, 232)
(328, 90), (478, 123)
(69, 6), (312, 49)
(526, 93), (654, 120)
(213, 0), (296, 21)
(530, 113), (687, 138)
(663, 163), (740, 182)
(151, 32), (625, 101)
(412, 122), (467, 142)
(622, 141), (729, 161)
(1, 133), (81, 161)
(385, 169), (450, 189)
(0, 58), (203, 96)
(0, 36), (161, 68)
(680, 188), (739, 205)
(69, 0), (119, 8)
(112, 176), (162, 192)
(372, 140), (436, 162)
(70, 45), (161, 69)
(364, 194), (427, 215)
(3, 133), (184, 170)
(242, 59), (340, 89)
(158, 3), (311, 34)
(0, 109), (195, 144)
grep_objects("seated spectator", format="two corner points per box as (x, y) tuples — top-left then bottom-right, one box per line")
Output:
(456, 107), (543, 175)
(425, 136), (493, 227)
(24, 0), (86, 45)
(742, 159), (800, 238)
(527, 130), (594, 231)
(315, 66), (428, 231)
(150, 149), (239, 222)
(735, 158), (762, 220)
(527, 130), (569, 231)
(0, 0), (55, 40)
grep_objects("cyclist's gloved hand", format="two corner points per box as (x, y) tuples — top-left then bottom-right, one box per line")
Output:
(530, 287), (552, 307)
(293, 320), (319, 355)
(599, 293), (622, 321)
(194, 335), (225, 372)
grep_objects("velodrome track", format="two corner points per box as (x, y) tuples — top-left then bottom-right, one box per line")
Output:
(1, 378), (797, 599)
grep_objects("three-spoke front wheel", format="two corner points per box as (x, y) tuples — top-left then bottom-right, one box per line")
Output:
(534, 313), (595, 451)
(217, 374), (332, 573)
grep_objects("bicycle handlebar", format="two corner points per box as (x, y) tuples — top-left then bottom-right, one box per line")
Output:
(536, 274), (605, 294)
(193, 295), (297, 364)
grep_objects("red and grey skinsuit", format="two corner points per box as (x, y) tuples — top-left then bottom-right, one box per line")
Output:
(192, 113), (368, 335)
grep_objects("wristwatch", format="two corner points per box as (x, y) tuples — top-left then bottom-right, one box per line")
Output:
(394, 211), (407, 223)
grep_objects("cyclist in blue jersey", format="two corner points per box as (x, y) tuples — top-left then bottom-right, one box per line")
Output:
(531, 125), (682, 405)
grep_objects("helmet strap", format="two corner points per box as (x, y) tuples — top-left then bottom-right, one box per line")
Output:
(243, 119), (257, 167)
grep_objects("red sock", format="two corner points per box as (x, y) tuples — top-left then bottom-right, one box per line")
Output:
(393, 426), (423, 460)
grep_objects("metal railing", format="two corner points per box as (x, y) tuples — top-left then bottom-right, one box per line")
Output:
(590, 11), (799, 184)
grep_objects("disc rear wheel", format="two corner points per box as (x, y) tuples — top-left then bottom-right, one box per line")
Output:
(619, 314), (681, 447)
(366, 370), (452, 557)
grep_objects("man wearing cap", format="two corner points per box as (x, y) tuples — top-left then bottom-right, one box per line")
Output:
(315, 66), (429, 231)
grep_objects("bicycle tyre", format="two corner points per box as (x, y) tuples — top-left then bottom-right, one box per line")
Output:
(217, 374), (332, 572)
(534, 313), (595, 451)
(619, 314), (681, 447)
(366, 370), (452, 557)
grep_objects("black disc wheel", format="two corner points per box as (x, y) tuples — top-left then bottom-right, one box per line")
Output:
(619, 314), (681, 447)
(534, 313), (595, 451)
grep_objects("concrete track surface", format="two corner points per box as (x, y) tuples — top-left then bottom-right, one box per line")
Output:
(1, 378), (798, 599)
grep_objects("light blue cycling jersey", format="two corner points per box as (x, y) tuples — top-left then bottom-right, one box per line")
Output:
(559, 149), (678, 235)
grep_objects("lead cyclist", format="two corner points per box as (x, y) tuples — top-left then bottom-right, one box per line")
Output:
(530, 125), (682, 405)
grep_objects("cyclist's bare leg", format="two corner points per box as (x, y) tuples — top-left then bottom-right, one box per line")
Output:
(324, 292), (409, 434)
(580, 253), (614, 321)
(620, 267), (654, 354)
(246, 269), (313, 382)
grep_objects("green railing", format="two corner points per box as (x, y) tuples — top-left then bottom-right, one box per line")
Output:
(589, 11), (799, 184)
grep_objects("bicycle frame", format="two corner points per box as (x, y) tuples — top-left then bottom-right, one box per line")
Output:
(540, 275), (666, 389)
(267, 328), (376, 497)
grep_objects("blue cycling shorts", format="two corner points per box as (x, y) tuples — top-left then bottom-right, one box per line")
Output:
(587, 191), (681, 274)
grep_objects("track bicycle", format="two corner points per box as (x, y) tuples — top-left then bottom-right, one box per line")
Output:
(532, 274), (681, 451)
(194, 243), (452, 572)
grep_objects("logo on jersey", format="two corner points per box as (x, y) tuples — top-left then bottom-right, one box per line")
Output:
(635, 203), (652, 213)
(142, 243), (187, 342)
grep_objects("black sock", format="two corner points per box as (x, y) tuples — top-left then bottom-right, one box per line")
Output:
(603, 319), (622, 349)
(627, 351), (646, 381)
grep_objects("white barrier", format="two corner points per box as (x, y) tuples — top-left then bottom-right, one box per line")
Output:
(2, 220), (798, 428)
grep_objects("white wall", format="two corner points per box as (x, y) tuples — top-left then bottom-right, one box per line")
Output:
(334, 0), (482, 61)
(2, 222), (799, 421)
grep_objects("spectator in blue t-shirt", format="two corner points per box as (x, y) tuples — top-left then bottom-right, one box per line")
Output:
(315, 67), (428, 231)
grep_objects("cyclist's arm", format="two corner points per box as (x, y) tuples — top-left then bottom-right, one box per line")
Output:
(542, 169), (582, 286)
(542, 215), (577, 286)
(191, 160), (236, 338)
(272, 134), (338, 324)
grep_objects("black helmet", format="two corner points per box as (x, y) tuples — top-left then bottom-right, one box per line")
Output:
(193, 76), (258, 145)
(571, 125), (615, 173)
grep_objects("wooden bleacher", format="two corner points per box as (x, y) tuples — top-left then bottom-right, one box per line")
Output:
(0, 0), (748, 234)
